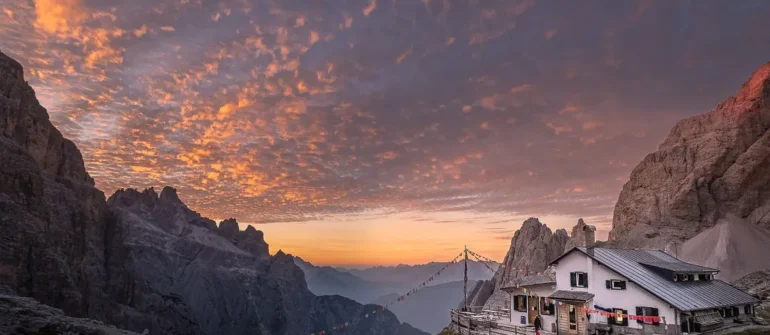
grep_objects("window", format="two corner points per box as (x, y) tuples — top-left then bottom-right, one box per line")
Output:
(698, 274), (711, 281)
(635, 307), (660, 325)
(724, 308), (734, 318)
(569, 305), (577, 330)
(540, 297), (555, 315)
(745, 305), (753, 316)
(570, 272), (588, 288)
(514, 295), (527, 312)
(609, 308), (629, 326)
(605, 279), (627, 290)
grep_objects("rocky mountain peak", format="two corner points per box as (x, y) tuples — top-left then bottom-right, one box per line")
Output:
(237, 224), (269, 257)
(463, 217), (568, 310)
(159, 186), (182, 204)
(610, 60), (770, 249)
(736, 61), (770, 102)
(218, 218), (240, 238)
(0, 51), (94, 185)
(565, 218), (597, 250)
(0, 50), (23, 80)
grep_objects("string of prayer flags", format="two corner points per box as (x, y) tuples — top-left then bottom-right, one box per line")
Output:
(579, 307), (661, 323)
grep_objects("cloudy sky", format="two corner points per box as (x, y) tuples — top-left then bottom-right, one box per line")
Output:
(2, 0), (770, 266)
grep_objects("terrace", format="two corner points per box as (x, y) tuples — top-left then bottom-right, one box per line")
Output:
(449, 308), (557, 335)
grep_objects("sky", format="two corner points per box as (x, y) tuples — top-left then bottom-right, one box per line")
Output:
(2, 0), (770, 267)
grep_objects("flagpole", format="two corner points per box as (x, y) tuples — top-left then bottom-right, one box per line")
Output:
(464, 245), (468, 312)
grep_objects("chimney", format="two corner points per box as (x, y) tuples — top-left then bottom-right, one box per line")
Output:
(583, 225), (596, 248)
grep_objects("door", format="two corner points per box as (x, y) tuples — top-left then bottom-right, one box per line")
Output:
(528, 295), (539, 324)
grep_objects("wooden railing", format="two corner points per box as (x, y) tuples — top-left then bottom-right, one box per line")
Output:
(450, 309), (557, 335)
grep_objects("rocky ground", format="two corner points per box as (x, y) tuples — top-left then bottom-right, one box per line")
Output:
(0, 286), (140, 335)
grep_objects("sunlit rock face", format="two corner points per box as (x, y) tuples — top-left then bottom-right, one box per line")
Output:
(0, 50), (427, 335)
(609, 61), (770, 249)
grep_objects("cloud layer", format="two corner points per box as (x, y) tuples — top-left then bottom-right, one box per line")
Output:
(3, 0), (770, 252)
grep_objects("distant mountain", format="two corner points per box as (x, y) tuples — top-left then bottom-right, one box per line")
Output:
(345, 259), (497, 288)
(294, 257), (399, 304)
(371, 280), (476, 335)
(296, 258), (495, 334)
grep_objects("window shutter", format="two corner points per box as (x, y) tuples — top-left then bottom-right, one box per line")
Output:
(606, 280), (611, 289)
(733, 307), (739, 317)
(549, 303), (555, 315)
(620, 281), (627, 290)
(570, 272), (577, 287)
(514, 296), (519, 311)
(651, 308), (659, 325)
(636, 307), (643, 324)
(583, 273), (588, 288)
(622, 309), (629, 326)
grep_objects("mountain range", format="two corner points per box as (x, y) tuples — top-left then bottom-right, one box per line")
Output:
(295, 257), (494, 333)
(0, 50), (427, 335)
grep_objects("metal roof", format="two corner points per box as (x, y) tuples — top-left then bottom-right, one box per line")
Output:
(640, 261), (718, 273)
(552, 247), (760, 311)
(549, 290), (595, 302)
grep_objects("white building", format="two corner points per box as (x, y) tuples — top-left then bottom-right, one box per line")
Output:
(545, 247), (760, 335)
(500, 222), (760, 335)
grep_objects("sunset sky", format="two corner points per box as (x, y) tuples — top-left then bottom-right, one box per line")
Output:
(2, 0), (770, 267)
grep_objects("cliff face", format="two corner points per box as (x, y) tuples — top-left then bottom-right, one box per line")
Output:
(0, 50), (119, 322)
(462, 218), (569, 309)
(0, 50), (427, 335)
(609, 62), (770, 249)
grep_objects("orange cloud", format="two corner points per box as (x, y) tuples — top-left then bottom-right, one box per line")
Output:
(510, 84), (533, 94)
(546, 121), (573, 135)
(34, 0), (89, 37)
(160, 26), (175, 32)
(558, 105), (579, 114)
(363, 0), (377, 16)
(395, 46), (413, 64)
(134, 25), (148, 37)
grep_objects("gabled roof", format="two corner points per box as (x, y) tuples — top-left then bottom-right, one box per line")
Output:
(551, 247), (760, 311)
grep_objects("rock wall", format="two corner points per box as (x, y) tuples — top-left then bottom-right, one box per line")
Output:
(0, 49), (119, 323)
(609, 61), (770, 249)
